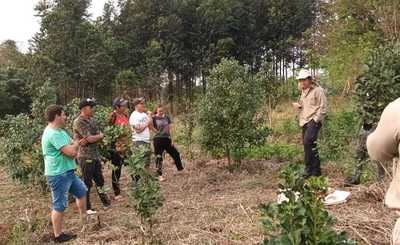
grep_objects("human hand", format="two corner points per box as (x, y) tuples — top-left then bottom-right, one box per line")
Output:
(79, 137), (89, 146)
(292, 102), (302, 109)
(72, 139), (80, 146)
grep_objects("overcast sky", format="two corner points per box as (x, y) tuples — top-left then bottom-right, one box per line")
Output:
(0, 0), (108, 52)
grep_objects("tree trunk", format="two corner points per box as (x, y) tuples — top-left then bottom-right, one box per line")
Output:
(168, 71), (174, 115)
(292, 48), (296, 78)
(285, 58), (288, 82)
(268, 96), (273, 127)
(202, 72), (207, 93)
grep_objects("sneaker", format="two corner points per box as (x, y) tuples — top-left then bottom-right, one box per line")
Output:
(54, 233), (77, 243)
(99, 193), (111, 209)
(103, 202), (111, 210)
(158, 176), (167, 182)
(86, 209), (97, 215)
(178, 161), (185, 171)
(344, 178), (360, 187)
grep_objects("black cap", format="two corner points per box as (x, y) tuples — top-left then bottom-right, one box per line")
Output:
(113, 97), (129, 108)
(79, 98), (97, 109)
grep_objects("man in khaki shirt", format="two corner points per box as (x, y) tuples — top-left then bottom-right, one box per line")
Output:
(366, 98), (400, 243)
(293, 69), (327, 178)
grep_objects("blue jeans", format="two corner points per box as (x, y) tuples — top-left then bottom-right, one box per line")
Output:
(47, 170), (87, 212)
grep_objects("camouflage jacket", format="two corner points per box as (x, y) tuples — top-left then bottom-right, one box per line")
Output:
(73, 115), (101, 160)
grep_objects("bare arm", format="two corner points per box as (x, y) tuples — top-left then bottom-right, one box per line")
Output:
(148, 116), (156, 132)
(85, 133), (104, 143)
(60, 141), (79, 158)
(74, 118), (104, 145)
(366, 101), (400, 162)
(133, 123), (149, 133)
(133, 114), (153, 133)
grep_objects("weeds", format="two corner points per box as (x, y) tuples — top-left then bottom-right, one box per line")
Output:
(241, 144), (302, 162)
(318, 110), (358, 162)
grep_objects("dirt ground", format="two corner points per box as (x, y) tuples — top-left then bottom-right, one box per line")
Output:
(0, 157), (396, 245)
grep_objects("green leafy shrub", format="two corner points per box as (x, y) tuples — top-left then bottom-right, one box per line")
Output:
(0, 92), (123, 189)
(0, 114), (46, 189)
(355, 41), (400, 126)
(0, 76), (32, 118)
(0, 81), (56, 190)
(260, 164), (355, 245)
(100, 124), (132, 159)
(174, 100), (197, 160)
(273, 118), (299, 138)
(197, 58), (267, 164)
(93, 105), (113, 131)
(318, 110), (358, 162)
(64, 98), (81, 132)
(126, 146), (163, 243)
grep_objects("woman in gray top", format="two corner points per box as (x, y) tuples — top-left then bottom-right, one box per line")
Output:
(152, 105), (184, 181)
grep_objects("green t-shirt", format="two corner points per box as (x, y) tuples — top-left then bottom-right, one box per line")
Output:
(41, 126), (76, 176)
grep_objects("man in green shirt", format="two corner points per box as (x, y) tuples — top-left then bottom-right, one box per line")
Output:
(41, 105), (87, 243)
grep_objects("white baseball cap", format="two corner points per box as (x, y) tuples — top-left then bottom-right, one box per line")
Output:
(296, 69), (312, 80)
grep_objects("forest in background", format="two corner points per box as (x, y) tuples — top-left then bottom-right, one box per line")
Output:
(2, 0), (400, 244)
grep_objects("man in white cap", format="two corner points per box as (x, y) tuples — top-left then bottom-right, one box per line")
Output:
(293, 69), (327, 178)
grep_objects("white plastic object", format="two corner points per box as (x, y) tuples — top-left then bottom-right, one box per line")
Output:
(324, 190), (351, 206)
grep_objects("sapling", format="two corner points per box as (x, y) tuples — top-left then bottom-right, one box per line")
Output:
(261, 164), (356, 245)
(126, 146), (163, 244)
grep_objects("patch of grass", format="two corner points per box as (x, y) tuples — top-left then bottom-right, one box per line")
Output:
(318, 110), (358, 162)
(7, 215), (47, 245)
(239, 178), (266, 189)
(360, 160), (388, 184)
(8, 223), (28, 245)
(226, 162), (242, 172)
(242, 144), (302, 162)
(206, 171), (222, 184)
(230, 231), (246, 241)
(272, 118), (299, 138)
(119, 215), (141, 230)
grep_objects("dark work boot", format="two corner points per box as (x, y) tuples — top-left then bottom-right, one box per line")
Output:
(344, 176), (361, 187)
(99, 193), (111, 209)
(54, 233), (77, 243)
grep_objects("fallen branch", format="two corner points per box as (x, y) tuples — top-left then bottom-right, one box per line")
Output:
(239, 203), (253, 223)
